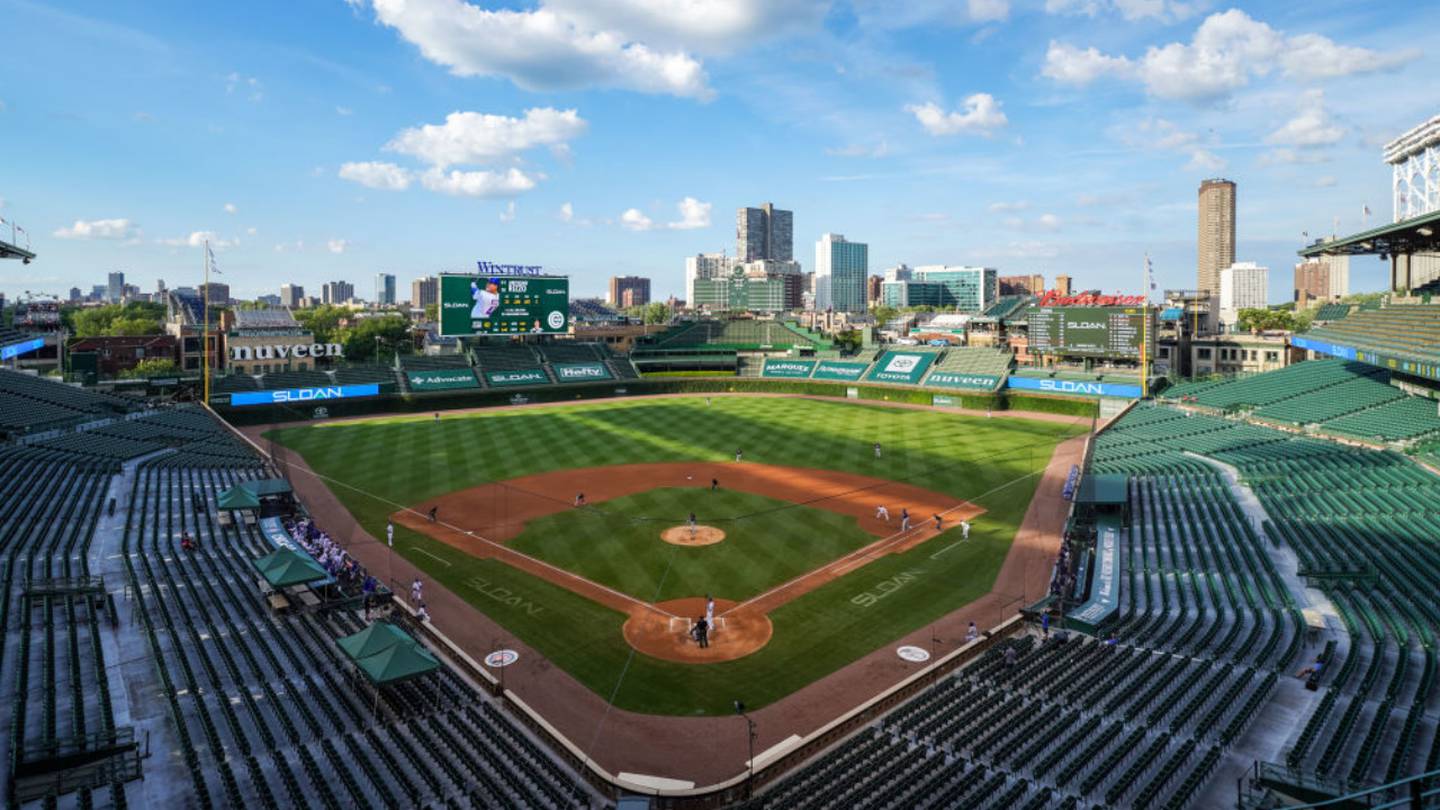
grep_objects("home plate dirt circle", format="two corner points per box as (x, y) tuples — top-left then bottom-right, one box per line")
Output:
(622, 598), (772, 663)
(660, 525), (726, 546)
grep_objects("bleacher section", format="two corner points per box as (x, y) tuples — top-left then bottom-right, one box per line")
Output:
(1303, 304), (1440, 365)
(649, 320), (821, 350)
(0, 402), (599, 807)
(921, 347), (1013, 391)
(1319, 396), (1440, 442)
(1160, 359), (1382, 411)
(1313, 303), (1351, 321)
(0, 369), (141, 437)
(1089, 402), (1440, 795)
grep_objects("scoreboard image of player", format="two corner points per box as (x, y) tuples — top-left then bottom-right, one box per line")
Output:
(439, 274), (570, 336)
(1027, 306), (1153, 358)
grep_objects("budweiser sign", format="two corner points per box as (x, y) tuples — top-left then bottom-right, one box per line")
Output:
(1037, 291), (1146, 307)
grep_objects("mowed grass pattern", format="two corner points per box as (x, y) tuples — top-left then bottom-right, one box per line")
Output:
(509, 489), (876, 602)
(269, 396), (1086, 715)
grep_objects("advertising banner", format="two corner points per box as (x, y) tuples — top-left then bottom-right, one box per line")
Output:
(439, 274), (570, 336)
(761, 359), (817, 378)
(406, 369), (480, 391)
(230, 383), (380, 406)
(811, 361), (870, 381)
(925, 372), (1001, 390)
(866, 351), (936, 385)
(0, 337), (45, 360)
(1005, 376), (1141, 398)
(932, 394), (957, 407)
(484, 368), (550, 387)
(553, 362), (613, 383)
(1069, 518), (1121, 632)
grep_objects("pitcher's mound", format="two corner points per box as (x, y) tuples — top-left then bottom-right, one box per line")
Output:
(623, 598), (772, 663)
(661, 525), (725, 546)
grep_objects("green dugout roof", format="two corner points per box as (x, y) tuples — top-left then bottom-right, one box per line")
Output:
(252, 547), (328, 588)
(336, 622), (440, 685)
(216, 486), (261, 510)
(1075, 474), (1128, 506)
(242, 478), (293, 497)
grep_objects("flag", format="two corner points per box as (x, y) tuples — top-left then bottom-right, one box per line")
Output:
(1144, 253), (1157, 295)
(205, 242), (223, 275)
(1362, 205), (1371, 218)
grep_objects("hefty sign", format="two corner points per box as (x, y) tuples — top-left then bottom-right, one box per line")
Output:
(230, 383), (380, 406)
(553, 362), (612, 382)
(1037, 291), (1146, 307)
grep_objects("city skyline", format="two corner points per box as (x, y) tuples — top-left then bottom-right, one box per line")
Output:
(2, 2), (1437, 305)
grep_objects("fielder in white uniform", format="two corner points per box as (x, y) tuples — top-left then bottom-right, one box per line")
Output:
(961, 520), (972, 540)
(875, 505), (890, 521)
(705, 595), (715, 636)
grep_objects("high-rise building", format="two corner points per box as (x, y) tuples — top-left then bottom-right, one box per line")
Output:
(69, 287), (82, 302)
(685, 253), (737, 306)
(608, 276), (652, 308)
(881, 266), (997, 312)
(199, 282), (230, 306)
(411, 276), (439, 312)
(1198, 179), (1237, 308)
(884, 264), (913, 283)
(1219, 261), (1267, 329)
(322, 281), (354, 305)
(156, 279), (166, 295)
(1293, 260), (1331, 306)
(107, 271), (125, 303)
(737, 203), (794, 262)
(374, 273), (397, 306)
(280, 284), (304, 308)
(1053, 275), (1073, 296)
(867, 275), (883, 306)
(814, 234), (868, 313)
(998, 274), (1045, 296)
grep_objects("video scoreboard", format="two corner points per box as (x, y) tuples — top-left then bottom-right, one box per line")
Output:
(1027, 306), (1152, 359)
(439, 273), (570, 337)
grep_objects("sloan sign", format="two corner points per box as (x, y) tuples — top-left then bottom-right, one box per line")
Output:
(231, 343), (344, 361)
(230, 383), (379, 406)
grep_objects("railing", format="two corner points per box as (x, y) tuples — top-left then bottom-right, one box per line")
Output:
(1244, 761), (1440, 809)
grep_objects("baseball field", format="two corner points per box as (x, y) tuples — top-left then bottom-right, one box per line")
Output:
(267, 396), (1086, 715)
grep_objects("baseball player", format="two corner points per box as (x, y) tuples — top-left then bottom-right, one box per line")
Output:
(734, 448), (743, 463)
(711, 478), (719, 492)
(574, 492), (585, 507)
(874, 442), (882, 459)
(961, 520), (972, 540)
(688, 511), (698, 538)
(705, 594), (716, 636)
(875, 504), (890, 522)
(933, 513), (943, 532)
(900, 508), (911, 532)
(385, 522), (394, 547)
(411, 577), (423, 604)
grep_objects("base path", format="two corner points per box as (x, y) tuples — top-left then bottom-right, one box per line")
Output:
(623, 598), (772, 664)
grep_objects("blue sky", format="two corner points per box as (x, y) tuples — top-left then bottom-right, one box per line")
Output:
(1, 0), (1436, 304)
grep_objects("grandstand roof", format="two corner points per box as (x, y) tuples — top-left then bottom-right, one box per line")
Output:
(1298, 207), (1440, 258)
(0, 236), (35, 262)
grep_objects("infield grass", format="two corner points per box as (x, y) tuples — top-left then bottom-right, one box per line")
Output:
(268, 396), (1086, 715)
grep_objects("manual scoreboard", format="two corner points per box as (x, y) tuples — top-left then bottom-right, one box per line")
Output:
(439, 274), (570, 336)
(1027, 306), (1152, 358)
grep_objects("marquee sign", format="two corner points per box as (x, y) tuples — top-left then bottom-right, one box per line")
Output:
(231, 343), (343, 361)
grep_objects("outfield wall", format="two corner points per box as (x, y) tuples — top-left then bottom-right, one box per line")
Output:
(214, 375), (1099, 425)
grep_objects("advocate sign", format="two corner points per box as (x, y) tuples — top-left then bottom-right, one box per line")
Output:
(230, 383), (379, 406)
(406, 370), (479, 391)
(231, 343), (343, 361)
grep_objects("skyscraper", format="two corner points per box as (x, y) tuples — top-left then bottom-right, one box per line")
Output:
(1053, 275), (1073, 296)
(107, 271), (125, 303)
(998, 274), (1045, 296)
(814, 233), (868, 313)
(737, 203), (793, 262)
(411, 276), (439, 312)
(375, 273), (397, 306)
(1219, 261), (1267, 329)
(1198, 179), (1237, 307)
(322, 281), (354, 305)
(280, 284), (304, 308)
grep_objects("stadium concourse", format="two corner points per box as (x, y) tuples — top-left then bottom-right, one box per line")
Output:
(4, 351), (1440, 808)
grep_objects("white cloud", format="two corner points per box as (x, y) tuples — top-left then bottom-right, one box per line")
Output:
(618, 197), (713, 231)
(1046, 0), (1196, 21)
(1042, 42), (1134, 85)
(968, 0), (1009, 22)
(540, 0), (825, 55)
(989, 201), (1029, 212)
(1185, 149), (1226, 172)
(1258, 148), (1329, 167)
(558, 202), (574, 222)
(1315, 176), (1338, 187)
(1043, 10), (1415, 101)
(365, 0), (712, 99)
(159, 231), (237, 249)
(246, 227), (257, 236)
(906, 94), (1007, 136)
(1036, 213), (1062, 231)
(226, 72), (263, 102)
(338, 161), (415, 191)
(620, 208), (655, 231)
(825, 141), (890, 158)
(384, 108), (587, 168)
(336, 106), (354, 116)
(669, 196), (711, 229)
(419, 167), (538, 197)
(223, 202), (238, 214)
(499, 201), (517, 223)
(53, 218), (139, 240)
(1266, 90), (1343, 146)
(327, 238), (348, 254)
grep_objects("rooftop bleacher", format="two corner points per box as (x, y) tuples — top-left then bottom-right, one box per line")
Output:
(650, 320), (820, 350)
(1313, 303), (1352, 321)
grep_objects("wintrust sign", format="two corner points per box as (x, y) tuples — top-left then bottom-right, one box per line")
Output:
(231, 343), (343, 361)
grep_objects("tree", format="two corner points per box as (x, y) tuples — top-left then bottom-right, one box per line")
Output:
(66, 302), (166, 337)
(642, 302), (672, 324)
(291, 304), (348, 344)
(108, 316), (162, 336)
(833, 328), (863, 354)
(424, 303), (439, 322)
(341, 316), (413, 363)
(1236, 308), (1300, 333)
(121, 358), (180, 379)
(872, 305), (900, 326)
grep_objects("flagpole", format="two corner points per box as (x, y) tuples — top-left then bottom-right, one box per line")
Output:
(203, 240), (211, 407)
(1141, 253), (1150, 400)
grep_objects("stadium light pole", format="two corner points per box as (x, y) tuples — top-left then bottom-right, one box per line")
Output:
(734, 700), (756, 800)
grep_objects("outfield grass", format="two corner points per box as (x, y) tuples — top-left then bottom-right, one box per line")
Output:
(509, 488), (876, 603)
(268, 396), (1085, 715)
